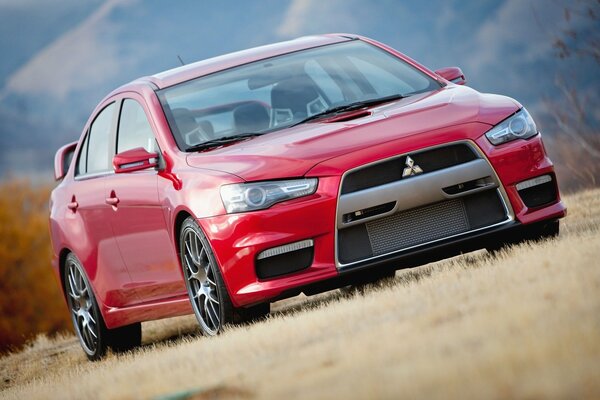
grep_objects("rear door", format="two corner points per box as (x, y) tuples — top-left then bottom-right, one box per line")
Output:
(68, 101), (138, 307)
(105, 94), (185, 303)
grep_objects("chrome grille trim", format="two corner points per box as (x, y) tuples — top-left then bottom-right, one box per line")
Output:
(340, 142), (478, 194)
(337, 158), (495, 229)
(334, 140), (514, 270)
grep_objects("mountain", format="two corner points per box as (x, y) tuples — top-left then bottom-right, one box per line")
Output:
(0, 0), (597, 180)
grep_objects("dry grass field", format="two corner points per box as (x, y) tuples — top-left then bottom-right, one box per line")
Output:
(1, 189), (599, 399)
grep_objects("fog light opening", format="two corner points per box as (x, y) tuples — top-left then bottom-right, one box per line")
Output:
(516, 175), (552, 191)
(516, 174), (557, 208)
(257, 239), (314, 260)
(256, 239), (314, 280)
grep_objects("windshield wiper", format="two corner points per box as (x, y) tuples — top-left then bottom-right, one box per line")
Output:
(186, 132), (263, 152)
(185, 94), (405, 151)
(290, 93), (406, 127)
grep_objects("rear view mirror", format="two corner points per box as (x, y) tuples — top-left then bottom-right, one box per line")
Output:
(54, 141), (77, 181)
(435, 67), (466, 85)
(113, 147), (159, 173)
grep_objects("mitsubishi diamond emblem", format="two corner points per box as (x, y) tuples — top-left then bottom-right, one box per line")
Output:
(402, 156), (423, 177)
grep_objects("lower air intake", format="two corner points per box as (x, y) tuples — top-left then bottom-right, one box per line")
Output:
(366, 198), (468, 255)
(338, 190), (507, 265)
(256, 244), (313, 280)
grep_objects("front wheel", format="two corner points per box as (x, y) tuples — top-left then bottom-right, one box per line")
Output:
(180, 217), (236, 336)
(487, 220), (560, 254)
(339, 269), (396, 296)
(524, 220), (560, 240)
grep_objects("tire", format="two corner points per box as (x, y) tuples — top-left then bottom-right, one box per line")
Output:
(64, 253), (141, 361)
(107, 323), (142, 353)
(179, 217), (235, 335)
(234, 302), (270, 324)
(487, 220), (560, 254)
(524, 220), (559, 240)
(339, 269), (396, 295)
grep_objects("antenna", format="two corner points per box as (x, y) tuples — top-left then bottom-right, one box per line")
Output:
(177, 55), (185, 66)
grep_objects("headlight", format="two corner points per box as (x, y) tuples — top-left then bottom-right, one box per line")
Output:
(220, 178), (318, 213)
(485, 108), (538, 145)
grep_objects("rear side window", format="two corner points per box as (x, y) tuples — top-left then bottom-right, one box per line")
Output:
(76, 134), (89, 176)
(76, 103), (115, 176)
(116, 99), (157, 153)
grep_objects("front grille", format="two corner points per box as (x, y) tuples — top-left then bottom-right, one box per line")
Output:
(366, 198), (468, 255)
(338, 189), (507, 265)
(341, 143), (477, 194)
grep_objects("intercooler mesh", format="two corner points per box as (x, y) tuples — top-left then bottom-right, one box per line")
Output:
(365, 198), (470, 255)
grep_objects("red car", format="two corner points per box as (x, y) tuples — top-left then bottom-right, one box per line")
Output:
(50, 34), (566, 360)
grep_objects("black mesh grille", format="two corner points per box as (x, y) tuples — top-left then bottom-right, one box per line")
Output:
(341, 143), (477, 194)
(338, 190), (507, 264)
(366, 198), (469, 255)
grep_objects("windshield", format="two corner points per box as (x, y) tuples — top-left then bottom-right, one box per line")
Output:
(157, 40), (441, 151)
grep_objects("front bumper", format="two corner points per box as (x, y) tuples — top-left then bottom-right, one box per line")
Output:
(199, 134), (566, 308)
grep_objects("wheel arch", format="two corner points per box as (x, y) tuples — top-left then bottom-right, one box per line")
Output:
(173, 209), (239, 305)
(174, 210), (193, 258)
(58, 247), (73, 299)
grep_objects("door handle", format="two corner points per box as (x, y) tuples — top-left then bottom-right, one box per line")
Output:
(105, 196), (119, 206)
(106, 190), (119, 206)
(67, 195), (78, 211)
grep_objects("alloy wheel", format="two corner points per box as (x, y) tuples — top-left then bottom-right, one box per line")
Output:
(65, 259), (99, 355)
(182, 227), (221, 335)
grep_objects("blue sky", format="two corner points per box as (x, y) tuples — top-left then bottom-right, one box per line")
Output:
(0, 0), (597, 180)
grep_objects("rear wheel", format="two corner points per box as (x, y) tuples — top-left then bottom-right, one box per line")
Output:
(64, 253), (141, 361)
(64, 253), (107, 360)
(107, 323), (141, 352)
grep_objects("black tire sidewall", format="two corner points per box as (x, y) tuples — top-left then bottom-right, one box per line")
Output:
(180, 217), (234, 335)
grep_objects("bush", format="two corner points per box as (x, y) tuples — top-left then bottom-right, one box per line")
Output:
(0, 180), (70, 353)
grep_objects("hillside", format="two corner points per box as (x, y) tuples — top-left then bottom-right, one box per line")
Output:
(1, 189), (599, 399)
(1, 1), (599, 186)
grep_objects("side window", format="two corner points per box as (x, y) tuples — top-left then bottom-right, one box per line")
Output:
(117, 99), (157, 154)
(87, 103), (115, 174)
(76, 133), (89, 176)
(75, 103), (114, 176)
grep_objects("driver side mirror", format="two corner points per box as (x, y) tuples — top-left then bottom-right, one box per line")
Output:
(113, 147), (159, 173)
(54, 141), (77, 181)
(435, 67), (466, 85)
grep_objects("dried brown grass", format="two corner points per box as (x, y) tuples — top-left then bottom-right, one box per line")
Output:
(1, 189), (599, 399)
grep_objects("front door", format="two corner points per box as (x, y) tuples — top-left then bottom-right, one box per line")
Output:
(105, 96), (185, 303)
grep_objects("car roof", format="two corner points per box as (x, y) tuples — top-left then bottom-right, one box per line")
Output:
(140, 34), (354, 90)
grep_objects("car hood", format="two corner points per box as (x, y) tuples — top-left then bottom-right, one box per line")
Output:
(186, 85), (519, 181)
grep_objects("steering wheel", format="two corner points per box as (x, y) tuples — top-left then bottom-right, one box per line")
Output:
(184, 125), (211, 146)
